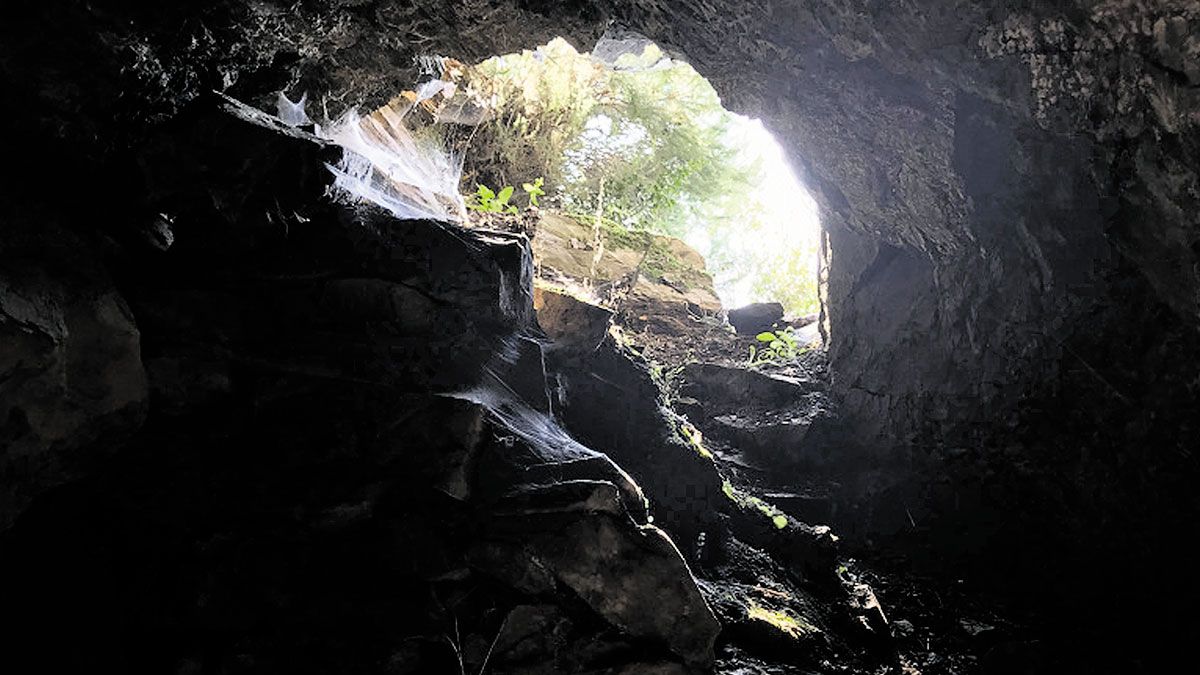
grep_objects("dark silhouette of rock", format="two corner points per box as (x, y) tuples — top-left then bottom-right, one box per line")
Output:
(727, 303), (785, 335)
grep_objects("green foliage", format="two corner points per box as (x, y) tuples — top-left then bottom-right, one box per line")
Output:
(739, 226), (822, 316)
(522, 177), (546, 207)
(463, 39), (607, 192)
(561, 52), (757, 238)
(747, 327), (806, 366)
(463, 39), (821, 316)
(467, 184), (519, 214)
(468, 177), (546, 213)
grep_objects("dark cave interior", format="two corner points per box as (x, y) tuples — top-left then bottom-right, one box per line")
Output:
(2, 2), (1199, 674)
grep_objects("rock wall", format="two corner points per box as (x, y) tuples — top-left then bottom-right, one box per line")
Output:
(620, 0), (1200, 455)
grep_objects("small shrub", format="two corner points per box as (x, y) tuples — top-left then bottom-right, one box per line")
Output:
(747, 327), (805, 366)
(468, 178), (548, 213)
(467, 183), (519, 214)
(522, 177), (546, 207)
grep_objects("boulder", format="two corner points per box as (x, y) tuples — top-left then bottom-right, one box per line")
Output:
(727, 303), (785, 336)
(547, 334), (728, 545)
(531, 212), (723, 335)
(534, 283), (613, 355)
(679, 362), (839, 468)
(539, 515), (720, 667)
(473, 512), (720, 668)
(680, 363), (820, 407)
(701, 579), (827, 659)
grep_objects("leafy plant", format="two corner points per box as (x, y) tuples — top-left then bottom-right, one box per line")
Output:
(748, 327), (804, 366)
(522, 177), (546, 207)
(468, 184), (519, 214)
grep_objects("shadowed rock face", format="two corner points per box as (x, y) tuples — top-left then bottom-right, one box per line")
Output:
(0, 226), (147, 529)
(0, 100), (734, 674)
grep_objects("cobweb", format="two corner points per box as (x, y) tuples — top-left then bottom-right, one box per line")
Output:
(274, 59), (477, 223)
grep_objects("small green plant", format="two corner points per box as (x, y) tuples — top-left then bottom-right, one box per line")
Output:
(468, 184), (519, 214)
(748, 327), (804, 366)
(522, 177), (546, 207)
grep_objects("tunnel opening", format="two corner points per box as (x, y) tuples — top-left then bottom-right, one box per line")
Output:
(459, 37), (823, 325)
(296, 35), (827, 368)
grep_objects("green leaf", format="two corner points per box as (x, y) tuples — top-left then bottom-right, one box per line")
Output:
(772, 514), (788, 529)
(477, 185), (496, 201)
(523, 179), (545, 208)
(497, 186), (515, 205)
(756, 332), (776, 342)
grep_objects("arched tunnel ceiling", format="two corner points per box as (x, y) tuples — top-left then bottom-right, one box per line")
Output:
(3, 0), (1198, 446)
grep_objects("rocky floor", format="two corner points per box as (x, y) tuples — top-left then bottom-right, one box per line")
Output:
(510, 207), (1029, 674)
(593, 295), (1034, 675)
(665, 353), (1032, 675)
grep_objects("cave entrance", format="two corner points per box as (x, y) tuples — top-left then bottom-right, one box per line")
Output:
(451, 36), (824, 366)
(313, 35), (824, 368)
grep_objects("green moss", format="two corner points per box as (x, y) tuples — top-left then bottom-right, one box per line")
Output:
(599, 219), (652, 250)
(678, 422), (714, 460)
(641, 244), (689, 279)
(746, 601), (819, 640)
(723, 481), (790, 529)
(722, 479), (737, 500)
(596, 220), (692, 280)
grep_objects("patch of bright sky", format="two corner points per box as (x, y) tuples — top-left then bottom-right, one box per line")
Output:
(566, 109), (822, 311)
(559, 39), (822, 312)
(602, 42), (821, 309)
(688, 116), (822, 311)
